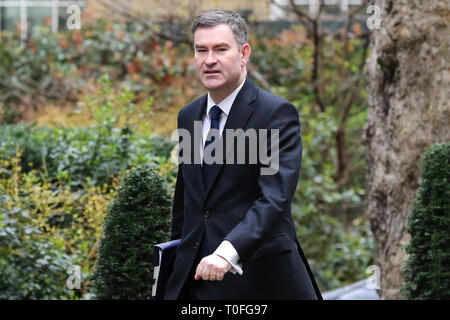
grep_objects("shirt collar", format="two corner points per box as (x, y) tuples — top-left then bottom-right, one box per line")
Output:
(206, 78), (246, 118)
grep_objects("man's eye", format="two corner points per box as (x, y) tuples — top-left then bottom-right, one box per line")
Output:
(218, 48), (227, 52)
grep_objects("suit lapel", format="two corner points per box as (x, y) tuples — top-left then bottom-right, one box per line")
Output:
(203, 77), (258, 201)
(185, 95), (207, 198)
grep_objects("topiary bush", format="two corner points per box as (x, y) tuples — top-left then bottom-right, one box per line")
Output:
(91, 165), (172, 299)
(402, 143), (450, 299)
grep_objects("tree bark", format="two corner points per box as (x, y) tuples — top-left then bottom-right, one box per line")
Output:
(363, 0), (450, 299)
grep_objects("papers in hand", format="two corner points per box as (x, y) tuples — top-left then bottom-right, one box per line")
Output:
(151, 239), (181, 300)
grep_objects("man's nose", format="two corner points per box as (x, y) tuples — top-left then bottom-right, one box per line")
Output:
(205, 51), (217, 65)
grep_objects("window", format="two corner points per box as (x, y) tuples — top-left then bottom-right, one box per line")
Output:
(269, 0), (364, 20)
(0, 6), (20, 30)
(0, 0), (85, 34)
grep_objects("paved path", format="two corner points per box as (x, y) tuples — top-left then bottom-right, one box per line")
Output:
(322, 279), (380, 300)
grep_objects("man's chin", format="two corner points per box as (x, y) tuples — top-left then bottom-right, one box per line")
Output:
(201, 79), (225, 91)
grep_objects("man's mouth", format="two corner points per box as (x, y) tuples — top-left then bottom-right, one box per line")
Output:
(204, 70), (221, 75)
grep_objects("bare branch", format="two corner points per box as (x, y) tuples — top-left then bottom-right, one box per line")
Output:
(287, 0), (314, 24)
(311, 1), (326, 112)
(247, 63), (271, 91)
(93, 0), (191, 45)
(349, 1), (369, 18)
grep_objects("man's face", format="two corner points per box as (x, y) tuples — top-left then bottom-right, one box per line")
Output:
(194, 24), (250, 99)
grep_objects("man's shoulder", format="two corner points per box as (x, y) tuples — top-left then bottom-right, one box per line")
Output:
(178, 94), (206, 118)
(249, 83), (300, 127)
(257, 87), (290, 106)
(183, 94), (206, 110)
(254, 86), (296, 116)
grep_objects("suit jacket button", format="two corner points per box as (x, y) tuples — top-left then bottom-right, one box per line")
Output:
(194, 242), (199, 249)
(204, 211), (210, 218)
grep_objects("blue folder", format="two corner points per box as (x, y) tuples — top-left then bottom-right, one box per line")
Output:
(151, 239), (181, 300)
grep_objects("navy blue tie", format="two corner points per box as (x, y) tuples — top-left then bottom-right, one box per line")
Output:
(202, 105), (222, 189)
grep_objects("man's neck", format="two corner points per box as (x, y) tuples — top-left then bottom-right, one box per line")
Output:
(209, 72), (247, 104)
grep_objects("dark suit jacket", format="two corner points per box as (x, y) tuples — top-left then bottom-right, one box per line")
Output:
(164, 77), (322, 300)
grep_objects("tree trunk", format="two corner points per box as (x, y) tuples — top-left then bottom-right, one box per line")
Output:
(363, 0), (449, 299)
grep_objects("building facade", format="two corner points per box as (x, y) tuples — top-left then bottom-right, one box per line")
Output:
(0, 0), (365, 33)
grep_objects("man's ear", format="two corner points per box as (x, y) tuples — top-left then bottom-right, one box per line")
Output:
(241, 44), (251, 67)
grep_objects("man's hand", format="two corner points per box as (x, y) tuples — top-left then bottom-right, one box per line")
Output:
(194, 254), (231, 281)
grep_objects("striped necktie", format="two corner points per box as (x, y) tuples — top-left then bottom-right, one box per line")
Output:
(202, 105), (222, 189)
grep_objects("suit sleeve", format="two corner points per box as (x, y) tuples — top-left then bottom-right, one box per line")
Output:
(170, 111), (185, 240)
(224, 102), (302, 261)
(170, 163), (184, 240)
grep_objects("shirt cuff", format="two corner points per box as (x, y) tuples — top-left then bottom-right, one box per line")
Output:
(213, 240), (243, 275)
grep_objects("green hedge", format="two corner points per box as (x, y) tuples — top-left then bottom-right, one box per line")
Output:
(91, 166), (172, 299)
(0, 122), (176, 189)
(0, 191), (75, 299)
(402, 143), (450, 299)
(0, 122), (176, 300)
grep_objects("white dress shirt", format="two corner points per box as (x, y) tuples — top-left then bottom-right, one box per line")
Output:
(201, 78), (246, 275)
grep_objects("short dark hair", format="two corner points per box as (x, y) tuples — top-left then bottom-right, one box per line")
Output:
(191, 8), (248, 47)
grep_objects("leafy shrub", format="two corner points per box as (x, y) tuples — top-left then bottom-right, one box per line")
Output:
(91, 165), (171, 299)
(0, 149), (119, 299)
(294, 201), (374, 291)
(0, 197), (75, 300)
(0, 122), (43, 173)
(402, 143), (450, 299)
(0, 136), (175, 300)
(292, 103), (374, 291)
(0, 21), (197, 124)
(0, 152), (77, 299)
(0, 123), (174, 189)
(0, 72), (178, 299)
(0, 74), (177, 190)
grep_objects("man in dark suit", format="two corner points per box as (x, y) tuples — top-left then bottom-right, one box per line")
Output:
(164, 8), (322, 300)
